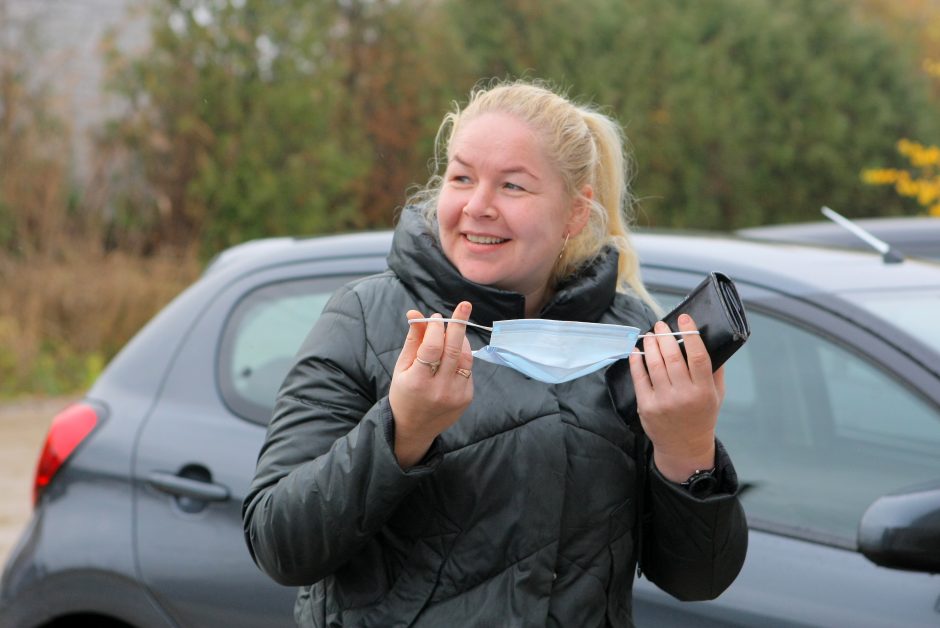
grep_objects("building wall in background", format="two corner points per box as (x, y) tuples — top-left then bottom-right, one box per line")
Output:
(5, 0), (148, 177)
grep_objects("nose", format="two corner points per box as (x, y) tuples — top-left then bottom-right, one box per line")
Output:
(463, 184), (497, 219)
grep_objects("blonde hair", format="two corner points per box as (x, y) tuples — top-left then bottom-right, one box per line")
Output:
(407, 78), (656, 308)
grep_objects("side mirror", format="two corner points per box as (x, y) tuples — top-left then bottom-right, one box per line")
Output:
(858, 486), (940, 573)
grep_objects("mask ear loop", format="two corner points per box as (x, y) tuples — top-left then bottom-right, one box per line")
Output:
(408, 317), (494, 332)
(631, 330), (701, 355)
(408, 318), (701, 349)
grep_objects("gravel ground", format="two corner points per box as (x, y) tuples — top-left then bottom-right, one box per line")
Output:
(0, 396), (77, 566)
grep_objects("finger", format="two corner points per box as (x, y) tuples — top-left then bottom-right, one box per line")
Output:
(641, 324), (672, 388)
(713, 365), (726, 401)
(394, 310), (427, 374)
(455, 336), (474, 382)
(654, 320), (691, 386)
(677, 314), (713, 383)
(439, 301), (472, 372)
(458, 335), (473, 369)
(416, 312), (446, 364)
(629, 350), (654, 399)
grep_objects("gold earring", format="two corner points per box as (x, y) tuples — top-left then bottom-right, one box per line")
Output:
(558, 233), (570, 260)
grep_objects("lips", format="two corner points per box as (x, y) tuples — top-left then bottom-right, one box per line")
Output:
(465, 233), (508, 245)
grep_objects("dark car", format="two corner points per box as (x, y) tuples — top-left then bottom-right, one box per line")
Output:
(3, 230), (940, 627)
(738, 214), (940, 261)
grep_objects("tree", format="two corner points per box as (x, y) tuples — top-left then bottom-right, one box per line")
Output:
(0, 0), (75, 257)
(444, 0), (940, 228)
(100, 0), (360, 254)
(101, 0), (472, 256)
(325, 0), (474, 227)
(104, 0), (940, 242)
(857, 0), (940, 217)
(862, 140), (940, 216)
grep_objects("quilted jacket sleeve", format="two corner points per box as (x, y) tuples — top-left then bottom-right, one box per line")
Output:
(606, 353), (748, 602)
(641, 442), (748, 601)
(242, 284), (440, 586)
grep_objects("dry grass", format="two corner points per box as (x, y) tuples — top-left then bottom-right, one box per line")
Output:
(0, 249), (200, 396)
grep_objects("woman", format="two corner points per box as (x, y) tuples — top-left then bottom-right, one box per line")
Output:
(243, 80), (747, 627)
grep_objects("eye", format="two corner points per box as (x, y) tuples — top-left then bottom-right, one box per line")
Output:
(504, 182), (526, 192)
(451, 175), (472, 184)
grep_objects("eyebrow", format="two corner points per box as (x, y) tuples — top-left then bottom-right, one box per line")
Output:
(451, 154), (540, 180)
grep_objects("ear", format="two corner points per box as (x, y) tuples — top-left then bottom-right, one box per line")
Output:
(566, 185), (593, 237)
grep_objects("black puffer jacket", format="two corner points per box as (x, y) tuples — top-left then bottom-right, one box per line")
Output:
(243, 207), (747, 627)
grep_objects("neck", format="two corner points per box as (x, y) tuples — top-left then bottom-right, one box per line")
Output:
(524, 285), (553, 318)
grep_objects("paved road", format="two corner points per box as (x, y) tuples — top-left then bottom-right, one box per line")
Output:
(0, 397), (75, 566)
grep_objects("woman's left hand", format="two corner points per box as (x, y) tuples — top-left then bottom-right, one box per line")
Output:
(628, 314), (725, 483)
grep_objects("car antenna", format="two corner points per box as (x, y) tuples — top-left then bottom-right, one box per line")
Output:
(820, 206), (904, 264)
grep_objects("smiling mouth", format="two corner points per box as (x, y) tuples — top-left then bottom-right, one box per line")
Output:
(465, 234), (508, 245)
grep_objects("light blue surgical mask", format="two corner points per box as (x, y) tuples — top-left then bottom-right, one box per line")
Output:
(408, 318), (697, 384)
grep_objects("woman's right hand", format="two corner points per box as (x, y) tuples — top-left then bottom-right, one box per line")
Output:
(389, 301), (474, 468)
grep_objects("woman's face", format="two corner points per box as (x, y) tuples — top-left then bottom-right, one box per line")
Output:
(437, 112), (589, 305)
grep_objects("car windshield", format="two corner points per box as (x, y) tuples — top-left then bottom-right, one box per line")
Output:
(843, 288), (940, 355)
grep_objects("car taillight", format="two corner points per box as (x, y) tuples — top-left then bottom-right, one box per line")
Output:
(33, 402), (99, 506)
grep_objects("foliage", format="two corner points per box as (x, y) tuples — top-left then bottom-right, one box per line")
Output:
(0, 9), (78, 258)
(0, 2), (199, 398)
(0, 252), (199, 398)
(857, 0), (940, 217)
(100, 0), (940, 241)
(5, 0), (940, 397)
(855, 0), (940, 97)
(445, 0), (940, 228)
(100, 0), (472, 257)
(863, 140), (940, 216)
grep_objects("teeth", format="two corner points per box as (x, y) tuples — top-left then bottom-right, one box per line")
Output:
(466, 234), (506, 244)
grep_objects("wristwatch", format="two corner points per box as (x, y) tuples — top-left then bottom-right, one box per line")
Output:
(680, 467), (718, 499)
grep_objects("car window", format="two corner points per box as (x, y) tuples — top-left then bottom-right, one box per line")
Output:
(651, 290), (940, 547)
(218, 277), (355, 425)
(845, 288), (940, 355)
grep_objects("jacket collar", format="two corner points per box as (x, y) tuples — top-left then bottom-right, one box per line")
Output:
(387, 206), (619, 327)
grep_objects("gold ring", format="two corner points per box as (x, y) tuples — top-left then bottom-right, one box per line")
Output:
(415, 356), (441, 375)
(455, 368), (472, 379)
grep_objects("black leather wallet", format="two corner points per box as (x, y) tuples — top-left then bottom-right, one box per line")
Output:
(607, 272), (750, 418)
(650, 271), (750, 371)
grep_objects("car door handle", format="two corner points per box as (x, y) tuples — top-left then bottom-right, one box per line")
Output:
(147, 470), (230, 502)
